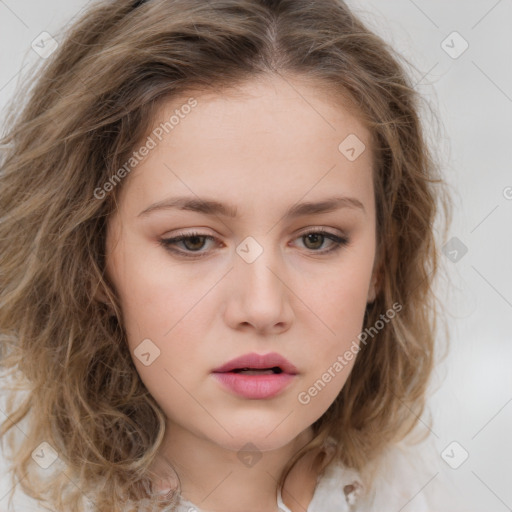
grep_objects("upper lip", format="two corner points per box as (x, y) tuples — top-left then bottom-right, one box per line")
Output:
(212, 352), (299, 375)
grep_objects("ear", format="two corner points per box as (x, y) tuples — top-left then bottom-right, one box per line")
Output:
(366, 266), (380, 304)
(93, 285), (117, 317)
(92, 280), (111, 306)
(94, 287), (109, 304)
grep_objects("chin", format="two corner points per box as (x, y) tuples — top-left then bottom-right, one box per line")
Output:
(208, 423), (311, 454)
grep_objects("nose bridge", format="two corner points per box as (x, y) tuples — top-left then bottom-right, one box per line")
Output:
(226, 234), (293, 330)
(236, 234), (283, 298)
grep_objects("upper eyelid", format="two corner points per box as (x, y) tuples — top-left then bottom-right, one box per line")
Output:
(166, 226), (345, 239)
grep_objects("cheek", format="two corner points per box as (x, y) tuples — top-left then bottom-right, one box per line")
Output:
(307, 261), (371, 343)
(108, 238), (199, 341)
(295, 322), (359, 419)
(110, 255), (211, 398)
(112, 266), (207, 422)
(298, 261), (371, 404)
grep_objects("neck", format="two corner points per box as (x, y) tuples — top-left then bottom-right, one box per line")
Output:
(154, 423), (318, 512)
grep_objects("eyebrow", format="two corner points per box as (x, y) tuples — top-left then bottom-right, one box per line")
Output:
(138, 195), (366, 219)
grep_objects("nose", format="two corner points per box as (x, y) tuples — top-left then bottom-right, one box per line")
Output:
(222, 241), (294, 335)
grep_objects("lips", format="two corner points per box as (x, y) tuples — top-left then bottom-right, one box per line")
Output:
(212, 352), (298, 399)
(212, 352), (298, 375)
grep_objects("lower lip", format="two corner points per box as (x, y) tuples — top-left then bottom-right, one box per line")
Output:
(212, 372), (296, 399)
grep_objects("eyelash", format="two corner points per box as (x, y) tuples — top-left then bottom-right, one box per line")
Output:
(159, 229), (349, 259)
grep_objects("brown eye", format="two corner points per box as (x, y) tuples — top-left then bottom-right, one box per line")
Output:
(160, 232), (217, 258)
(180, 235), (208, 251)
(302, 232), (325, 250)
(296, 230), (349, 254)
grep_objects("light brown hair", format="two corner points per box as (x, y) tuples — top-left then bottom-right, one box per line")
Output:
(0, 0), (452, 510)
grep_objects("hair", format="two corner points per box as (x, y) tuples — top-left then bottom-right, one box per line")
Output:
(0, 0), (453, 510)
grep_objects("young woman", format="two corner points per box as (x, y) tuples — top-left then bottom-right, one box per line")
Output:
(0, 0), (457, 510)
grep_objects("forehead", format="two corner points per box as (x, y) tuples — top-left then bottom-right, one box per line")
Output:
(161, 75), (371, 143)
(117, 74), (375, 220)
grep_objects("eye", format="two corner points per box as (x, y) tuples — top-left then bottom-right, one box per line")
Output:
(297, 230), (349, 253)
(160, 231), (216, 257)
(159, 229), (349, 259)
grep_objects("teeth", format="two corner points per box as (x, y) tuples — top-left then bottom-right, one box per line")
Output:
(233, 367), (282, 375)
(238, 369), (274, 375)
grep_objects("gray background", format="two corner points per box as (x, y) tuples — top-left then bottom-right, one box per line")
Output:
(1, 1), (511, 510)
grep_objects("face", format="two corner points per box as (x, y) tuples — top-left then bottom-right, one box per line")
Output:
(105, 74), (378, 454)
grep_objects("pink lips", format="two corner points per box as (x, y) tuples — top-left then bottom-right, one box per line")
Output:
(212, 352), (298, 399)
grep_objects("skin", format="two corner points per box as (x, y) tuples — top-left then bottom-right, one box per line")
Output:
(104, 73), (378, 512)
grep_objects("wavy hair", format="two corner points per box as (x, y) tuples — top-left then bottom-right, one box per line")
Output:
(0, 0), (453, 510)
